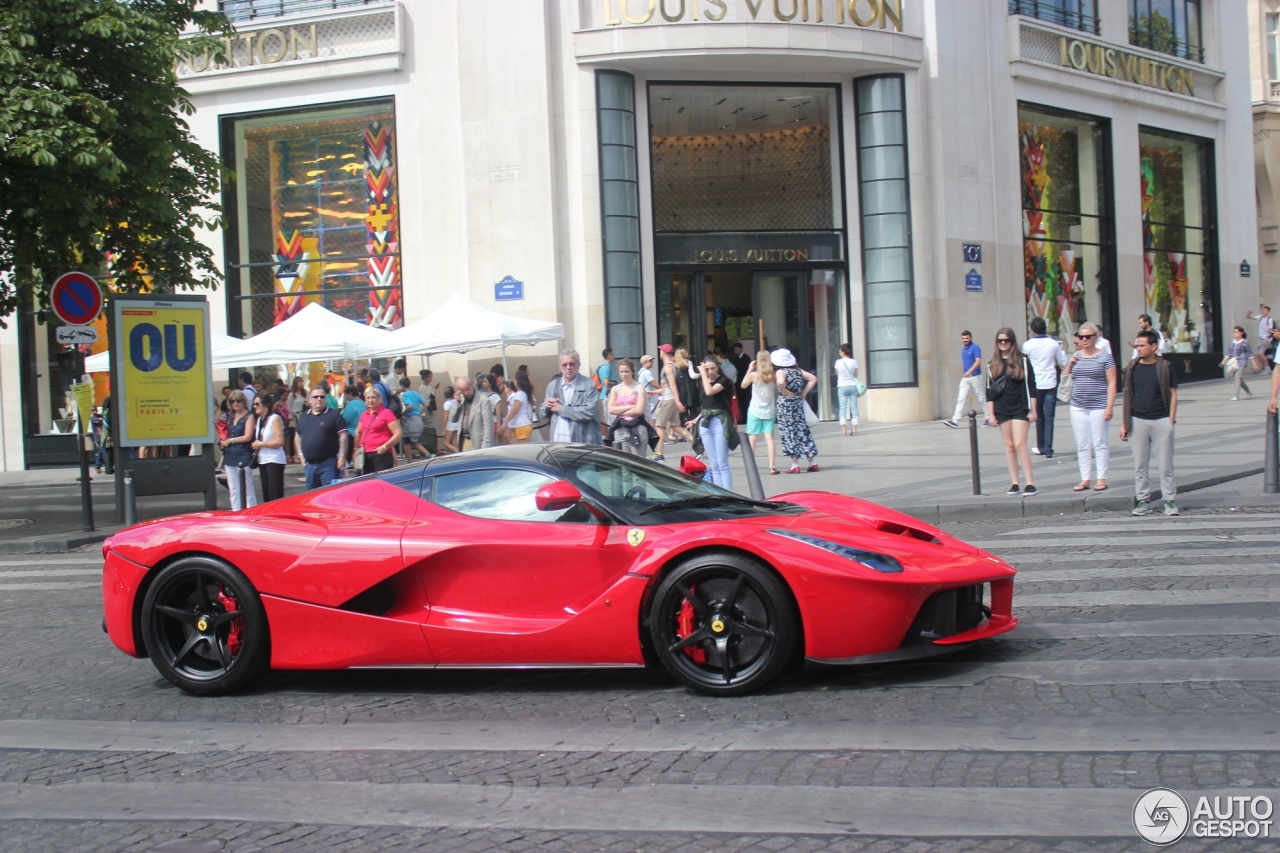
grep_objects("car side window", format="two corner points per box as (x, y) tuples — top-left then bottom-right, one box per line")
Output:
(431, 469), (596, 523)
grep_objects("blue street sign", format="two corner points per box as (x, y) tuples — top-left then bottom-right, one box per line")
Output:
(965, 269), (982, 292)
(962, 243), (982, 264)
(495, 275), (524, 301)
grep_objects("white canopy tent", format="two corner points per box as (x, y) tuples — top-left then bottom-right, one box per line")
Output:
(213, 302), (390, 367)
(85, 332), (241, 374)
(353, 293), (564, 374)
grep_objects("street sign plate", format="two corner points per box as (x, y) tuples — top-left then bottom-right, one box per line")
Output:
(965, 269), (983, 292)
(495, 275), (524, 301)
(962, 243), (982, 264)
(56, 325), (99, 345)
(49, 272), (103, 326)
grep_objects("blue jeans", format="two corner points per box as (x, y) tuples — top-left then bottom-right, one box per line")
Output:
(838, 386), (859, 424)
(304, 457), (340, 490)
(1034, 386), (1057, 455)
(699, 415), (733, 490)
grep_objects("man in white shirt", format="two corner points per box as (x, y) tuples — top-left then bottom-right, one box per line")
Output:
(1022, 317), (1068, 458)
(636, 354), (659, 419)
(1248, 306), (1275, 374)
(1127, 314), (1167, 361)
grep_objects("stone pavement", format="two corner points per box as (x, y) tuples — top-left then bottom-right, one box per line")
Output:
(3, 509), (1280, 849)
(0, 375), (1271, 550)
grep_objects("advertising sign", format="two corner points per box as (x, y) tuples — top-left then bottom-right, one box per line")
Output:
(70, 382), (95, 434)
(111, 297), (215, 447)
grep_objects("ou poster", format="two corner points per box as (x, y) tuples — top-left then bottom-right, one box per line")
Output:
(112, 297), (215, 446)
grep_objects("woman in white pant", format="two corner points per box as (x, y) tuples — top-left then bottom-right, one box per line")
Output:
(1063, 322), (1117, 492)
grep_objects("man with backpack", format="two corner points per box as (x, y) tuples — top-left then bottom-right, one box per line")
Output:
(595, 348), (617, 438)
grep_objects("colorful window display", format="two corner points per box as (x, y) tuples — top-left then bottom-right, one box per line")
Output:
(229, 101), (402, 337)
(1018, 105), (1113, 345)
(1138, 128), (1217, 355)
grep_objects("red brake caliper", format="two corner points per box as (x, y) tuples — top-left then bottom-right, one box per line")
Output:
(676, 589), (706, 664)
(217, 588), (243, 658)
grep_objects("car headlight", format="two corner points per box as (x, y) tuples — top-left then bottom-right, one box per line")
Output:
(767, 529), (904, 573)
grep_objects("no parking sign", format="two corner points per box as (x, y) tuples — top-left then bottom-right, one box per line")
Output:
(49, 272), (104, 327)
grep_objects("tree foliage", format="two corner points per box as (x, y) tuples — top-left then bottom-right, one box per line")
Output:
(0, 0), (230, 320)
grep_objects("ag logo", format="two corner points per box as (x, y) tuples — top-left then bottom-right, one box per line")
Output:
(626, 528), (645, 547)
(1134, 787), (1189, 845)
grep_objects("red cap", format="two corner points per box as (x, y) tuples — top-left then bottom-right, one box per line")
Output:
(658, 343), (674, 354)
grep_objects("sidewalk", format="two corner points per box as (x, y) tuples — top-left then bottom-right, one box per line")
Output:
(0, 376), (1272, 551)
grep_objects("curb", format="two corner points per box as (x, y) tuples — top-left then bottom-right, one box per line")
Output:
(886, 464), (1264, 525)
(0, 527), (120, 555)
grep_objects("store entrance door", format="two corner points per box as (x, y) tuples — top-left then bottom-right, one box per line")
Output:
(659, 269), (841, 418)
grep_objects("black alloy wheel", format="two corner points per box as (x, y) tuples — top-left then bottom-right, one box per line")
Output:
(650, 551), (799, 696)
(140, 557), (270, 695)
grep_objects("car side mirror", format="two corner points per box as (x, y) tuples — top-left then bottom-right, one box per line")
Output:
(535, 480), (584, 512)
(680, 455), (707, 478)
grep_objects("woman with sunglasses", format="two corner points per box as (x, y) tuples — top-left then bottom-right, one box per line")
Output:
(218, 390), (257, 510)
(986, 327), (1037, 496)
(1063, 322), (1116, 491)
(251, 393), (288, 502)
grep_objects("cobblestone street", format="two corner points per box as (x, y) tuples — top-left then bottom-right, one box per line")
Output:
(1, 508), (1278, 849)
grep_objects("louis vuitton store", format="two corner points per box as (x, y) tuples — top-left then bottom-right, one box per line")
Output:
(0, 0), (1261, 468)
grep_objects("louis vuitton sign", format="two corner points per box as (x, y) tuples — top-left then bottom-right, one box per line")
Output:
(600, 0), (903, 31)
(1057, 36), (1196, 98)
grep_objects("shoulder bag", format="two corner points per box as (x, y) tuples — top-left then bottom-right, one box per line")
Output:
(1056, 371), (1074, 404)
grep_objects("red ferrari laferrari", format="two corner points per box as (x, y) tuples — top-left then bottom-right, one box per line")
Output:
(102, 444), (1017, 696)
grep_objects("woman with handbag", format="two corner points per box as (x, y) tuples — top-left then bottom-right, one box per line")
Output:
(985, 328), (1038, 496)
(251, 393), (288, 503)
(218, 390), (257, 510)
(1063, 322), (1116, 492)
(1225, 325), (1254, 401)
(684, 356), (737, 487)
(608, 359), (651, 456)
(773, 348), (819, 474)
(834, 343), (860, 437)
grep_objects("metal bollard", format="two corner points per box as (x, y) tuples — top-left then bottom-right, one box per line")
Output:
(123, 469), (137, 527)
(1266, 409), (1279, 494)
(968, 410), (982, 496)
(237, 464), (247, 509)
(740, 440), (766, 501)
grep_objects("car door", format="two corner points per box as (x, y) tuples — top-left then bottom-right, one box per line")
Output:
(404, 466), (649, 666)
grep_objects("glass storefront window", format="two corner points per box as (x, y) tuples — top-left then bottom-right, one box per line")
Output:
(1018, 105), (1115, 348)
(597, 72), (644, 361)
(855, 75), (916, 387)
(1128, 0), (1203, 63)
(1139, 127), (1218, 354)
(226, 100), (403, 337)
(649, 84), (843, 232)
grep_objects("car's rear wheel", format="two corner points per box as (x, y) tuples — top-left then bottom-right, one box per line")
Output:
(650, 552), (798, 696)
(140, 557), (270, 695)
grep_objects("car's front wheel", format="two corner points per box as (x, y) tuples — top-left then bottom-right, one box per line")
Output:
(140, 556), (270, 695)
(650, 551), (799, 696)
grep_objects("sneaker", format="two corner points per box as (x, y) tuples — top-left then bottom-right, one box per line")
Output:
(1022, 485), (1037, 496)
(651, 454), (665, 462)
(1041, 451), (1054, 459)
(1031, 447), (1041, 455)
(1232, 396), (1239, 401)
(943, 419), (959, 429)
(1007, 484), (1021, 495)
(1163, 501), (1180, 516)
(982, 420), (996, 427)
(1131, 500), (1153, 516)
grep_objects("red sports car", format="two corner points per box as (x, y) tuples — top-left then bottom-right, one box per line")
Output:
(102, 444), (1017, 696)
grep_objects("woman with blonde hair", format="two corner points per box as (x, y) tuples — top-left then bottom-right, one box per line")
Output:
(742, 349), (780, 474)
(674, 347), (699, 423)
(985, 327), (1038, 496)
(1063, 321), (1116, 491)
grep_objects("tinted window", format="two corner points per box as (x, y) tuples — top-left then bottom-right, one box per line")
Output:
(432, 469), (595, 523)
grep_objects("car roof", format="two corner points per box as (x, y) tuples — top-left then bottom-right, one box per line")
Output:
(419, 442), (600, 477)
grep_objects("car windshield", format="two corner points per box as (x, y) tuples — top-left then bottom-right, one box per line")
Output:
(551, 447), (801, 524)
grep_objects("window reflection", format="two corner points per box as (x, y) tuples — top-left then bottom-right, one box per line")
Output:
(432, 469), (593, 523)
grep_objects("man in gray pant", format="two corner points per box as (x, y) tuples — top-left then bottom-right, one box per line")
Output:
(1120, 330), (1179, 516)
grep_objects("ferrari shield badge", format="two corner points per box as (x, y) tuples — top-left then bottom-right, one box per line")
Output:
(627, 528), (646, 547)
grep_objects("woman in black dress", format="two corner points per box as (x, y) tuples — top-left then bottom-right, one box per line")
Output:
(985, 327), (1038, 496)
